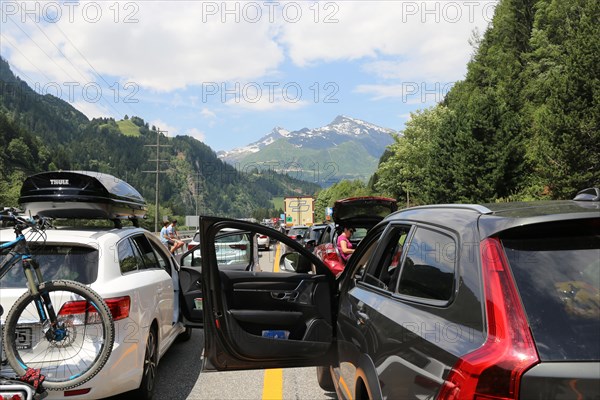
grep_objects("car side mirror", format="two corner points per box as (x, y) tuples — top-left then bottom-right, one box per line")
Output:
(305, 239), (316, 246)
(279, 252), (312, 273)
(296, 234), (303, 240)
(181, 250), (202, 267)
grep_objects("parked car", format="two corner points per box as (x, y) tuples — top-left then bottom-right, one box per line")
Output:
(257, 233), (271, 250)
(302, 224), (328, 252)
(0, 224), (187, 400)
(180, 188), (600, 400)
(184, 228), (259, 268)
(314, 197), (397, 276)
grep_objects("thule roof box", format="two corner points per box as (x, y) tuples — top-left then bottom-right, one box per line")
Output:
(19, 171), (147, 226)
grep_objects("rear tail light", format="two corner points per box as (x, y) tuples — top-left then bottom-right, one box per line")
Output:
(324, 244), (339, 262)
(187, 244), (195, 251)
(288, 235), (297, 240)
(58, 296), (130, 322)
(437, 238), (539, 400)
(229, 244), (247, 250)
(259, 235), (267, 239)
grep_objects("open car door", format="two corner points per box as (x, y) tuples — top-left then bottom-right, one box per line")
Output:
(180, 216), (337, 371)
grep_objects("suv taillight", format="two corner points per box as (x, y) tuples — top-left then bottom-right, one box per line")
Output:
(58, 296), (130, 321)
(437, 238), (539, 400)
(188, 244), (195, 251)
(324, 243), (339, 262)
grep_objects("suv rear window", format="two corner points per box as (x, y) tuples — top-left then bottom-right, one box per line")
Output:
(503, 233), (600, 361)
(1, 245), (99, 287)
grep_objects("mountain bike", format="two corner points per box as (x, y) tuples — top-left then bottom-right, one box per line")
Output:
(0, 209), (114, 391)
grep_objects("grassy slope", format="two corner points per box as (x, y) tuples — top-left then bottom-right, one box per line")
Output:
(116, 119), (141, 136)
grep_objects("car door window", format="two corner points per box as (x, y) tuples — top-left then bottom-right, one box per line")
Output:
(397, 227), (456, 301)
(149, 237), (172, 275)
(118, 238), (141, 273)
(131, 235), (160, 270)
(362, 225), (411, 292)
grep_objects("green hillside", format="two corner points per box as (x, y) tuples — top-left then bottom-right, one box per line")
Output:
(0, 57), (320, 224)
(116, 119), (141, 136)
(240, 138), (378, 186)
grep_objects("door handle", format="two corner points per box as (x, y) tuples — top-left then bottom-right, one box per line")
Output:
(271, 291), (298, 301)
(356, 311), (369, 326)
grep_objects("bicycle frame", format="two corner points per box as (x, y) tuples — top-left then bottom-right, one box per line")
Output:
(0, 234), (59, 329)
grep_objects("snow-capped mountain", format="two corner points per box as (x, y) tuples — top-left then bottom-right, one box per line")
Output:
(217, 115), (395, 163)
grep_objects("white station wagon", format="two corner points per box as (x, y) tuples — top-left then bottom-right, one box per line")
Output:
(1, 170), (190, 399)
(0, 224), (189, 399)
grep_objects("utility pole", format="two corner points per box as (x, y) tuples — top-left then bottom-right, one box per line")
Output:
(192, 171), (205, 229)
(143, 129), (171, 233)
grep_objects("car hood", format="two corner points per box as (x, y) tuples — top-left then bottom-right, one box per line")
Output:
(333, 196), (398, 226)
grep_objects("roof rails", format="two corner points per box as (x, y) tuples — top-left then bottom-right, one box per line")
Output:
(573, 188), (600, 202)
(407, 204), (493, 214)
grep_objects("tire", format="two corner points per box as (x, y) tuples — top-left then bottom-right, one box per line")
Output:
(132, 326), (158, 400)
(3, 280), (114, 390)
(316, 365), (335, 391)
(176, 326), (193, 342)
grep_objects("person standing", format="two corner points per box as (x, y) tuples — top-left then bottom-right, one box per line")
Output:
(337, 226), (355, 264)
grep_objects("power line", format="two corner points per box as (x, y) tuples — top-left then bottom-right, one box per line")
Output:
(6, 13), (125, 117)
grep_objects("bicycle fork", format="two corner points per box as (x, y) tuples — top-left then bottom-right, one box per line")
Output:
(22, 258), (67, 341)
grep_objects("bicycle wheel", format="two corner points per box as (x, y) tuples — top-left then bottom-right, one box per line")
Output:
(2, 280), (114, 390)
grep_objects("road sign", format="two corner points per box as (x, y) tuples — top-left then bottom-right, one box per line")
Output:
(326, 207), (333, 216)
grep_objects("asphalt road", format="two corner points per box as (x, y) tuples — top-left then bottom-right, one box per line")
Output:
(150, 329), (335, 400)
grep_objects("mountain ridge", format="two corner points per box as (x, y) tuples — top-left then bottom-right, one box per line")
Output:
(217, 115), (396, 185)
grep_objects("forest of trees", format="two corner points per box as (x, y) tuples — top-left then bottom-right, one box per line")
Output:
(373, 0), (599, 205)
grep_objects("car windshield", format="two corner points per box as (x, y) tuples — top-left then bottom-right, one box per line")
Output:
(309, 228), (325, 241)
(0, 244), (99, 288)
(502, 232), (600, 361)
(289, 228), (307, 236)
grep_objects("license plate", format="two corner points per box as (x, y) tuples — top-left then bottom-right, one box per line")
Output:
(15, 327), (33, 350)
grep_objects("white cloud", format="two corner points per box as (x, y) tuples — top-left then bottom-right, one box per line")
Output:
(150, 119), (178, 135)
(200, 108), (217, 119)
(2, 2), (285, 91)
(184, 128), (206, 142)
(278, 1), (492, 81)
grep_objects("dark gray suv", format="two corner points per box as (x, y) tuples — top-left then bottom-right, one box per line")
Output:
(180, 189), (600, 400)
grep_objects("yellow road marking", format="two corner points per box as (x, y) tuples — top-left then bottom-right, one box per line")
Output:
(273, 242), (280, 273)
(262, 368), (283, 400)
(262, 246), (283, 400)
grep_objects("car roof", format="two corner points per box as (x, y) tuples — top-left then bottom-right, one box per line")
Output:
(385, 200), (599, 238)
(0, 225), (149, 245)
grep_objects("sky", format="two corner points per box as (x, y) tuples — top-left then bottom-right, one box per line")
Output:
(0, 0), (496, 152)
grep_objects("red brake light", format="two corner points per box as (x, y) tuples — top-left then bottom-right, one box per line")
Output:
(64, 388), (91, 396)
(323, 243), (339, 262)
(187, 244), (195, 251)
(438, 238), (539, 400)
(229, 244), (247, 250)
(259, 235), (267, 239)
(58, 296), (130, 322)
(288, 235), (297, 240)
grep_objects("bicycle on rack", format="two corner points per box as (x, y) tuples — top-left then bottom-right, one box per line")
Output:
(0, 208), (114, 391)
